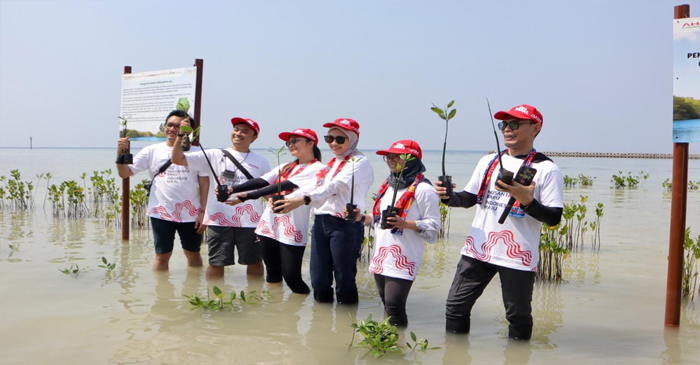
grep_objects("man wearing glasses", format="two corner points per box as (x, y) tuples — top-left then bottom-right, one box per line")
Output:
(116, 110), (209, 271)
(437, 104), (564, 340)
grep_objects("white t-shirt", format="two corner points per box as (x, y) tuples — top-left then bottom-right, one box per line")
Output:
(128, 142), (207, 223)
(255, 161), (325, 246)
(185, 148), (270, 228)
(460, 153), (564, 271)
(307, 153), (374, 218)
(369, 181), (442, 281)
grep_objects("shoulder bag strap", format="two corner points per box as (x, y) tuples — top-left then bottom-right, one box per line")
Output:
(220, 149), (254, 180)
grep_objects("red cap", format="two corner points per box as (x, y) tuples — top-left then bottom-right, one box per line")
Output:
(278, 128), (319, 145)
(494, 104), (543, 125)
(231, 117), (260, 135)
(376, 139), (422, 160)
(322, 118), (360, 136)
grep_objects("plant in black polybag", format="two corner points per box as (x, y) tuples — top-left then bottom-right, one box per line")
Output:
(116, 116), (133, 164)
(175, 98), (192, 151)
(180, 123), (229, 202)
(430, 100), (457, 197)
(380, 154), (414, 230)
(268, 145), (287, 213)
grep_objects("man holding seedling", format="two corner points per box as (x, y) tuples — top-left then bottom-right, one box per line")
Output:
(437, 104), (563, 340)
(171, 117), (270, 280)
(116, 110), (209, 271)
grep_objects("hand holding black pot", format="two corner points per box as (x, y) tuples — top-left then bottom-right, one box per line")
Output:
(435, 180), (456, 200)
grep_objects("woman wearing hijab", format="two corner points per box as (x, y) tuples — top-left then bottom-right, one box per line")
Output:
(222, 128), (324, 294)
(276, 118), (374, 304)
(354, 140), (441, 326)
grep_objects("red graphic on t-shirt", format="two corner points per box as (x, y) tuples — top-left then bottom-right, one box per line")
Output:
(369, 245), (416, 277)
(464, 231), (532, 266)
(257, 215), (303, 243)
(204, 212), (235, 226)
(172, 200), (200, 222)
(232, 205), (261, 226)
(150, 206), (175, 221)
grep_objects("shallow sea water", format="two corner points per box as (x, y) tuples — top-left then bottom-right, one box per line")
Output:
(1, 148), (699, 364)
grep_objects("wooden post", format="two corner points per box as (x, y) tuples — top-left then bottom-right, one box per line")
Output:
(665, 3), (690, 327)
(121, 65), (131, 241)
(193, 59), (204, 146)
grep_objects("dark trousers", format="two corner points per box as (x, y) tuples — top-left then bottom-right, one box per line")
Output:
(374, 274), (413, 326)
(259, 235), (310, 294)
(310, 214), (363, 304)
(445, 255), (535, 340)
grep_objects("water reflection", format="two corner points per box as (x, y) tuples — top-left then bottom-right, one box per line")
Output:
(530, 282), (564, 348)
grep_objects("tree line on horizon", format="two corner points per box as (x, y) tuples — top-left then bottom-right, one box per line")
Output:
(673, 96), (700, 121)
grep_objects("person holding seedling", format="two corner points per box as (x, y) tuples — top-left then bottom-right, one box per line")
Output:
(275, 118), (373, 304)
(353, 140), (441, 327)
(438, 104), (563, 340)
(222, 128), (324, 294)
(116, 110), (209, 271)
(171, 117), (270, 280)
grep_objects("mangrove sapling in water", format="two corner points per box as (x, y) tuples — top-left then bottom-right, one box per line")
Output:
(184, 286), (264, 311)
(579, 174), (595, 186)
(380, 154), (414, 230)
(405, 331), (440, 354)
(682, 228), (700, 301)
(59, 264), (84, 276)
(130, 180), (149, 228)
(431, 100), (457, 197)
(611, 171), (648, 189)
(437, 200), (451, 240)
(590, 203), (604, 250)
(563, 175), (580, 188)
(117, 116), (133, 164)
(179, 124), (230, 202)
(98, 257), (116, 272)
(268, 145), (287, 213)
(349, 313), (402, 358)
(348, 314), (438, 358)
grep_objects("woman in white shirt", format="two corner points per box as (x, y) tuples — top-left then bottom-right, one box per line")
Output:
(276, 119), (374, 304)
(223, 128), (324, 294)
(355, 139), (441, 326)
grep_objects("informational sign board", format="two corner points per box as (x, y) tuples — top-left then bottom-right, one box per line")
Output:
(119, 67), (197, 140)
(673, 17), (700, 143)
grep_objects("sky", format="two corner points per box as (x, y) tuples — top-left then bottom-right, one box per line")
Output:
(1, 0), (699, 154)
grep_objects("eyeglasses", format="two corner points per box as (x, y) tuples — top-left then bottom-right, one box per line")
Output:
(324, 135), (347, 144)
(382, 154), (401, 162)
(498, 120), (534, 131)
(285, 138), (303, 147)
(165, 123), (180, 129)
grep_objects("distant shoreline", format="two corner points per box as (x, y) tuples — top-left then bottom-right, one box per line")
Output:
(1, 147), (699, 159)
(539, 151), (700, 160)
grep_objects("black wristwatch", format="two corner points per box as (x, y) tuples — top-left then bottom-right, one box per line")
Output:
(303, 195), (311, 205)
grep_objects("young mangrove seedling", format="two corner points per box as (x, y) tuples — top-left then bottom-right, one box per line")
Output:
(268, 145), (287, 213)
(179, 124), (230, 202)
(117, 116), (133, 164)
(381, 154), (414, 230)
(175, 98), (192, 151)
(98, 257), (116, 272)
(431, 100), (457, 197)
(349, 313), (402, 358)
(406, 331), (440, 354)
(59, 264), (83, 276)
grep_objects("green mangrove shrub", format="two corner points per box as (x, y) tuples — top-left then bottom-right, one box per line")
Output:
(682, 228), (700, 301)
